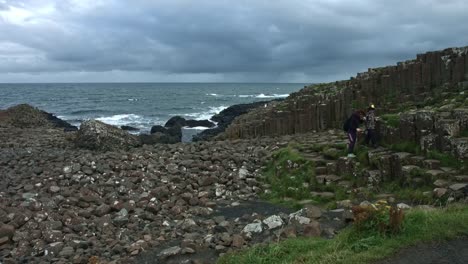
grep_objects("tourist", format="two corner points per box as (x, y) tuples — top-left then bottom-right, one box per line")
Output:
(364, 104), (378, 148)
(344, 110), (364, 157)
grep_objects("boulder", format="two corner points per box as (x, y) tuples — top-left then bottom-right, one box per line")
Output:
(0, 104), (77, 130)
(165, 116), (186, 127)
(75, 120), (141, 151)
(150, 125), (167, 134)
(263, 215), (284, 229)
(242, 221), (263, 234)
(185, 119), (215, 128)
(121, 125), (140, 131)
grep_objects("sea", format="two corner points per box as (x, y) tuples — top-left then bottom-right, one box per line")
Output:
(0, 83), (306, 133)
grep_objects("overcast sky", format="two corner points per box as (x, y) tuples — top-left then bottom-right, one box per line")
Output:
(0, 0), (467, 83)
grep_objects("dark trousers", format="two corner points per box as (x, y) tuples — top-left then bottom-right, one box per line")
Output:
(347, 130), (357, 154)
(365, 129), (377, 147)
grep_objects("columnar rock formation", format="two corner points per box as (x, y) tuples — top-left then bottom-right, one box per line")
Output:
(221, 46), (468, 139)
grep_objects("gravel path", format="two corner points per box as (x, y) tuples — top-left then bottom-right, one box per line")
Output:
(377, 236), (468, 264)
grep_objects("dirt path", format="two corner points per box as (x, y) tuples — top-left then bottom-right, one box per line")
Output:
(376, 236), (468, 264)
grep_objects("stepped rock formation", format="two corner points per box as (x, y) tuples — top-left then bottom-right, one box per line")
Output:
(221, 46), (468, 140)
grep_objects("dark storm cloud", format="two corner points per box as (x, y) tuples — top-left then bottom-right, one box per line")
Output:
(0, 0), (467, 82)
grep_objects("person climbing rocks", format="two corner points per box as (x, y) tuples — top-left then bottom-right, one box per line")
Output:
(343, 110), (364, 157)
(364, 104), (378, 148)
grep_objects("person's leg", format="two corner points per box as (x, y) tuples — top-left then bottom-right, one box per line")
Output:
(364, 129), (370, 145)
(369, 129), (377, 147)
(348, 131), (356, 154)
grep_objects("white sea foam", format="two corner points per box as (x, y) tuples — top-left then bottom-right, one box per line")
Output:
(95, 114), (158, 131)
(185, 105), (228, 120)
(183, 126), (210, 130)
(238, 93), (289, 98)
(207, 93), (219, 97)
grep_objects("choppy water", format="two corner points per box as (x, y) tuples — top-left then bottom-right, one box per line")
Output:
(0, 83), (306, 133)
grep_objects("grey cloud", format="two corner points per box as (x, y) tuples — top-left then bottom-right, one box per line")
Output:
(0, 0), (467, 82)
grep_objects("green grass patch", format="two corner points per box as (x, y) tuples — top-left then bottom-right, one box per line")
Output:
(386, 141), (422, 155)
(322, 146), (346, 160)
(218, 205), (468, 264)
(261, 146), (353, 207)
(381, 114), (401, 128)
(262, 147), (316, 203)
(355, 146), (370, 166)
(426, 150), (462, 169)
(382, 114), (400, 127)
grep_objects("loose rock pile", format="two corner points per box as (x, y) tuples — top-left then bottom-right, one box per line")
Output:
(1, 115), (349, 263)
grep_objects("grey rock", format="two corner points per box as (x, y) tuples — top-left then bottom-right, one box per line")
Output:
(59, 246), (75, 258)
(242, 221), (263, 234)
(158, 246), (181, 259)
(75, 120), (141, 151)
(263, 215), (284, 229)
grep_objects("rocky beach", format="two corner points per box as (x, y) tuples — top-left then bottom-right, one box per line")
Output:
(0, 104), (351, 264)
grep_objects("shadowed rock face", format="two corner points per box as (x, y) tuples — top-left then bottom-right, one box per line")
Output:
(75, 120), (141, 151)
(0, 104), (77, 130)
(193, 100), (280, 141)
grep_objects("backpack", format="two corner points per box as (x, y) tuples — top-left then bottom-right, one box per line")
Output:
(343, 118), (351, 132)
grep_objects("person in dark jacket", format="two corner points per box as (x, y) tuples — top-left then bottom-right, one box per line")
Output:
(364, 104), (378, 148)
(345, 110), (364, 157)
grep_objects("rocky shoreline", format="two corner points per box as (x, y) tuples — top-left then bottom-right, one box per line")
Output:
(0, 104), (350, 264)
